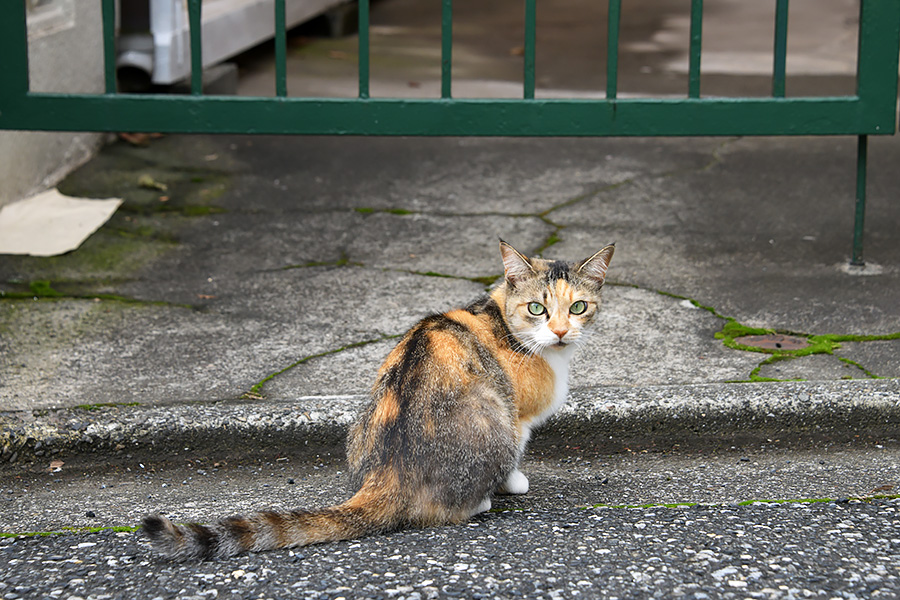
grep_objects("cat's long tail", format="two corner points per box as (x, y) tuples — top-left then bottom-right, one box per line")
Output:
(142, 480), (402, 561)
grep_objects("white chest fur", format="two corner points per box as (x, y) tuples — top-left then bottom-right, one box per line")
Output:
(514, 345), (577, 458)
(534, 345), (575, 427)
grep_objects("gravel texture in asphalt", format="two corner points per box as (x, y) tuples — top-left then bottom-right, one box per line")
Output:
(2, 498), (899, 600)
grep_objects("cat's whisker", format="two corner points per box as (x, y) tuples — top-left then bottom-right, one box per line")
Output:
(511, 339), (537, 369)
(511, 337), (544, 373)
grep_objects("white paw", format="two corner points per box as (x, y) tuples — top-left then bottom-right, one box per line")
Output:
(498, 469), (529, 495)
(470, 497), (492, 517)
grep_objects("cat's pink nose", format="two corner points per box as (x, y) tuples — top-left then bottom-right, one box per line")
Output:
(551, 328), (568, 340)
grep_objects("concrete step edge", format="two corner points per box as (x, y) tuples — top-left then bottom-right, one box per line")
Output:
(2, 379), (898, 464)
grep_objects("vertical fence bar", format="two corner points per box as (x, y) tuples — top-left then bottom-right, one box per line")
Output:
(0, 2), (29, 101)
(441, 0), (453, 98)
(851, 135), (868, 266)
(187, 0), (203, 95)
(772, 0), (789, 97)
(275, 0), (288, 97)
(358, 0), (370, 98)
(855, 0), (900, 129)
(606, 0), (622, 99)
(101, 0), (117, 94)
(524, 0), (536, 99)
(688, 0), (703, 98)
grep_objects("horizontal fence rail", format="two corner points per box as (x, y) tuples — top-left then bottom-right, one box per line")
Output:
(0, 0), (898, 137)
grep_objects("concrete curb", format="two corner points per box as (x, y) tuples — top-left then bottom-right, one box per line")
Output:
(557, 379), (900, 450)
(2, 380), (898, 464)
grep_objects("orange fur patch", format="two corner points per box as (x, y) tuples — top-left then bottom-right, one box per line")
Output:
(370, 388), (400, 426)
(555, 278), (574, 303)
(445, 309), (490, 339)
(344, 467), (403, 526)
(260, 512), (289, 547)
(453, 296), (556, 429)
(427, 330), (472, 382)
(501, 351), (554, 424)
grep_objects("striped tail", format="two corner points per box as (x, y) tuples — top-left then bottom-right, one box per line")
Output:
(142, 489), (401, 561)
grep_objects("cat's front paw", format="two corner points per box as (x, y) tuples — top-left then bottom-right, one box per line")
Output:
(498, 468), (529, 495)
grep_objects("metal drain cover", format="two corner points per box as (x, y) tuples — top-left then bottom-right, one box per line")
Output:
(733, 334), (809, 350)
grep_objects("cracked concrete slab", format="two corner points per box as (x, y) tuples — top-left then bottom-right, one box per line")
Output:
(554, 136), (900, 339)
(0, 300), (290, 410)
(2, 0), (899, 462)
(264, 283), (763, 400)
(756, 354), (871, 383)
(573, 285), (761, 386)
(225, 136), (721, 217)
(0, 268), (484, 410)
(344, 212), (550, 277)
(263, 338), (395, 399)
(836, 340), (900, 380)
(2, 131), (899, 427)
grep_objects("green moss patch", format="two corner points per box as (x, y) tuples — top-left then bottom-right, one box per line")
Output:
(28, 280), (64, 298)
(651, 288), (899, 382)
(471, 274), (501, 287)
(718, 323), (900, 359)
(1, 136), (233, 301)
(0, 525), (139, 538)
(246, 334), (402, 398)
(535, 232), (562, 255)
(407, 270), (501, 289)
(0, 279), (194, 309)
(353, 207), (414, 216)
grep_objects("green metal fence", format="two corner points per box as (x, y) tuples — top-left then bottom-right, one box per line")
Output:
(1, 0), (899, 263)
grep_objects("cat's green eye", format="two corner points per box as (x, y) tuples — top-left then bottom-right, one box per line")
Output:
(569, 300), (588, 315)
(527, 302), (546, 316)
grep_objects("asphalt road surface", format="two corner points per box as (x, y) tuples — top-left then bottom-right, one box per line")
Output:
(3, 446), (899, 599)
(2, 498), (899, 600)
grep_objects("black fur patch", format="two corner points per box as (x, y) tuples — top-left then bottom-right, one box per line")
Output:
(223, 515), (253, 538)
(465, 297), (527, 354)
(141, 514), (167, 538)
(187, 523), (219, 560)
(382, 326), (427, 391)
(546, 260), (571, 282)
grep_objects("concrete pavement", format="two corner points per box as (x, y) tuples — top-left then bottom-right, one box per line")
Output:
(1, 131), (898, 465)
(2, 4), (900, 597)
(1, 0), (899, 508)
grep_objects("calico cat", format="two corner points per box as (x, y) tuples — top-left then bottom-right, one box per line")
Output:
(143, 239), (614, 560)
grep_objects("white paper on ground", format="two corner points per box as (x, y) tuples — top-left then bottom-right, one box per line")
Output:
(0, 189), (123, 257)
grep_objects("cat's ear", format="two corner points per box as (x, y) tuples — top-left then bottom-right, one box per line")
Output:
(499, 239), (535, 287)
(576, 243), (615, 286)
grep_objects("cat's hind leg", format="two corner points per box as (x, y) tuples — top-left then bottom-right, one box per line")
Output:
(497, 468), (529, 495)
(469, 497), (492, 517)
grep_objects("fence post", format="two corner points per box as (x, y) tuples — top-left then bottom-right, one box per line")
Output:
(851, 135), (868, 267)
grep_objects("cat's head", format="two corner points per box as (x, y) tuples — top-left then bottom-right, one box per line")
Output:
(497, 240), (615, 354)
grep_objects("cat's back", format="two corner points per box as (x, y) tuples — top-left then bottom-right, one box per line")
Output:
(346, 297), (520, 495)
(376, 296), (514, 399)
